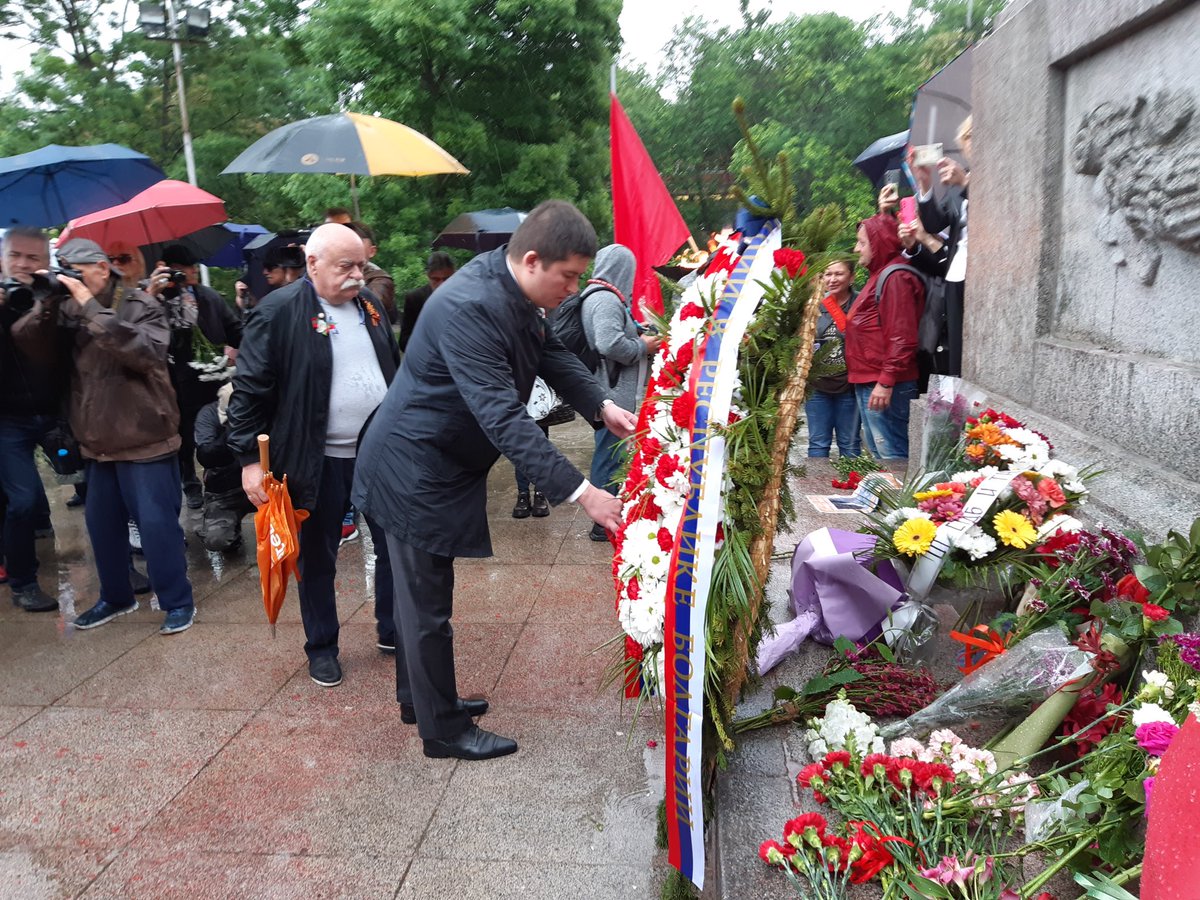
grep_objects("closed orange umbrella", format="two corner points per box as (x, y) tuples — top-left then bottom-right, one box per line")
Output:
(254, 435), (309, 633)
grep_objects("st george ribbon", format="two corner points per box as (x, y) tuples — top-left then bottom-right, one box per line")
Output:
(663, 221), (781, 888)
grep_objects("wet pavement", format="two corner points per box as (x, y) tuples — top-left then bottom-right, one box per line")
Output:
(0, 419), (665, 899)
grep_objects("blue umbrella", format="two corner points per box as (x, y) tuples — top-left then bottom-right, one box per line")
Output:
(140, 222), (270, 273)
(0, 144), (165, 227)
(202, 222), (269, 268)
(852, 130), (910, 189)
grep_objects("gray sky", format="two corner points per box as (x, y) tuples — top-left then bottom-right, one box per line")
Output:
(619, 0), (912, 77)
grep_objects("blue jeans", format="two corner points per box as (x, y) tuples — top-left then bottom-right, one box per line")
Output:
(590, 426), (625, 495)
(805, 390), (861, 458)
(854, 381), (919, 459)
(0, 415), (51, 591)
(85, 456), (194, 611)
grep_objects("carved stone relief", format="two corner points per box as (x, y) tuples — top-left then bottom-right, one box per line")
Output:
(1072, 90), (1200, 285)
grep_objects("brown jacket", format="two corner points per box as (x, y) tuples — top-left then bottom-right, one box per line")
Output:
(13, 276), (181, 462)
(363, 261), (396, 323)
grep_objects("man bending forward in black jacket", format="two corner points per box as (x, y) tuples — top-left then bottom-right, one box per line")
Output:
(353, 201), (636, 760)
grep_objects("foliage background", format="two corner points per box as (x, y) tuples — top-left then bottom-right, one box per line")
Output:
(0, 0), (1002, 295)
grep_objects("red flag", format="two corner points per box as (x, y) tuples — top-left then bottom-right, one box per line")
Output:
(610, 93), (691, 318)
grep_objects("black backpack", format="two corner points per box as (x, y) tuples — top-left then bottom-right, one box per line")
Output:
(550, 282), (610, 373)
(875, 263), (949, 389)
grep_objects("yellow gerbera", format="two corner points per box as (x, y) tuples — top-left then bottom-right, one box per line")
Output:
(893, 517), (938, 557)
(993, 510), (1037, 549)
(914, 488), (955, 502)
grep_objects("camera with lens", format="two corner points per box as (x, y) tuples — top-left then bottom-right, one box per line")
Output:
(0, 267), (79, 314)
(161, 270), (189, 299)
(637, 322), (659, 336)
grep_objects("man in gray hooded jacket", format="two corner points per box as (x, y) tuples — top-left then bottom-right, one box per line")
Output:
(580, 244), (661, 540)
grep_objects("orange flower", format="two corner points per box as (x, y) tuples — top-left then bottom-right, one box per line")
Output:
(965, 444), (987, 462)
(967, 422), (1016, 447)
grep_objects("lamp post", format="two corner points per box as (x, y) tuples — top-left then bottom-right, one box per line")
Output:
(138, 1), (211, 282)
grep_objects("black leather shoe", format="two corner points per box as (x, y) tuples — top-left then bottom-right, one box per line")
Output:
(309, 656), (343, 687)
(511, 491), (531, 519)
(589, 522), (609, 542)
(400, 697), (488, 724)
(531, 491), (549, 517)
(423, 724), (517, 760)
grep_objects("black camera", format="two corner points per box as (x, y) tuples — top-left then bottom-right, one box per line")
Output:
(0, 267), (78, 314)
(637, 322), (659, 336)
(161, 270), (189, 299)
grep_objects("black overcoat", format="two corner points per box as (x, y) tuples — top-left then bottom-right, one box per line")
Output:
(352, 247), (606, 558)
(226, 277), (400, 511)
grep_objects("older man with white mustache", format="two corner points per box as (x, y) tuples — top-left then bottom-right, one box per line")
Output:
(227, 223), (401, 688)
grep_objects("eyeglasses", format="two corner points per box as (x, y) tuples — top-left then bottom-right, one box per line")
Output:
(108, 254), (134, 265)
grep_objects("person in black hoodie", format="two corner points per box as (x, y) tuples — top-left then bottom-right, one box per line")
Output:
(0, 227), (65, 612)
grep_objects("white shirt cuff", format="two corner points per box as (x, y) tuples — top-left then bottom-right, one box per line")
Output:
(917, 187), (934, 203)
(568, 479), (590, 503)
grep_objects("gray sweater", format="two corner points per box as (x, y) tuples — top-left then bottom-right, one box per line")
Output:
(580, 245), (649, 413)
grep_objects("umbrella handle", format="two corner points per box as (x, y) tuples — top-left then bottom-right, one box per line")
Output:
(257, 434), (270, 472)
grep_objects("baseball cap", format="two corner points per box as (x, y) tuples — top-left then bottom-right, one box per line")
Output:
(56, 238), (109, 265)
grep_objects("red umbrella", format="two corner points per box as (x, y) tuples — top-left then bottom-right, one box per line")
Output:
(57, 179), (227, 249)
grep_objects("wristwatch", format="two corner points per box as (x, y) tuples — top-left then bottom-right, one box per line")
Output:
(597, 398), (614, 419)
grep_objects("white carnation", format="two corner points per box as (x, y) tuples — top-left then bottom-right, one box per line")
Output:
(1132, 702), (1176, 727)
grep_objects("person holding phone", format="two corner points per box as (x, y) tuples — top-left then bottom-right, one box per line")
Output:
(908, 116), (972, 377)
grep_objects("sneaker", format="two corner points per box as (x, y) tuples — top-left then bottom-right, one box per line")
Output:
(128, 520), (143, 554)
(339, 524), (360, 545)
(511, 491), (531, 519)
(531, 491), (549, 517)
(73, 599), (138, 630)
(377, 634), (396, 654)
(13, 585), (58, 612)
(160, 606), (195, 635)
(309, 656), (343, 687)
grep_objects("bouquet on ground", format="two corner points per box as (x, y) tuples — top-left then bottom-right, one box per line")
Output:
(858, 406), (1092, 592)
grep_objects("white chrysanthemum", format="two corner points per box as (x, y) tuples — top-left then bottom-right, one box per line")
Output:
(1132, 702), (1176, 727)
(884, 507), (931, 527)
(1141, 670), (1176, 701)
(618, 594), (663, 647)
(949, 525), (997, 561)
(950, 470), (980, 484)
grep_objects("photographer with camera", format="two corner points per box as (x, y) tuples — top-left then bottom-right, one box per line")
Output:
(0, 227), (66, 613)
(11, 239), (195, 635)
(143, 244), (241, 510)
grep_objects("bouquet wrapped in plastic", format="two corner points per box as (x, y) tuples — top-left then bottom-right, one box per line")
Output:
(880, 628), (1094, 739)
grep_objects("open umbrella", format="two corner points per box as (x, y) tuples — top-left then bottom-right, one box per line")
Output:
(909, 46), (973, 197)
(852, 129), (910, 188)
(254, 435), (309, 633)
(139, 222), (268, 271)
(432, 207), (527, 253)
(0, 143), (165, 227)
(222, 112), (469, 217)
(58, 179), (227, 249)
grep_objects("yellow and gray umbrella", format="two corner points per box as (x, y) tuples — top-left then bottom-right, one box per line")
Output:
(221, 111), (468, 215)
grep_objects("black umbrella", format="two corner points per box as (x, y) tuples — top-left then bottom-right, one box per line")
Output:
(433, 207), (527, 253)
(852, 130), (910, 188)
(239, 229), (311, 300)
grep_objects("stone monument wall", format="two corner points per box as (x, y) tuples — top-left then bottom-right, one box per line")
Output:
(966, 0), (1200, 537)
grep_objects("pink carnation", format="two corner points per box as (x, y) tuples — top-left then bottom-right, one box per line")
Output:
(1135, 720), (1179, 756)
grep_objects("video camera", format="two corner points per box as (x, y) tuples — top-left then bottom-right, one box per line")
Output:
(161, 270), (190, 300)
(0, 267), (82, 314)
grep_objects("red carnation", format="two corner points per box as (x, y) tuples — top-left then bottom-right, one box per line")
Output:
(773, 247), (807, 278)
(822, 750), (852, 770)
(758, 839), (790, 867)
(626, 577), (640, 601)
(641, 437), (663, 461)
(675, 341), (695, 371)
(671, 392), (696, 429)
(1116, 574), (1151, 605)
(860, 753), (893, 778)
(1036, 530), (1082, 567)
(783, 812), (827, 841)
(679, 302), (705, 320)
(656, 527), (673, 552)
(654, 454), (682, 487)
(797, 762), (826, 788)
(639, 494), (663, 521)
(1143, 602), (1170, 622)
(820, 833), (849, 870)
